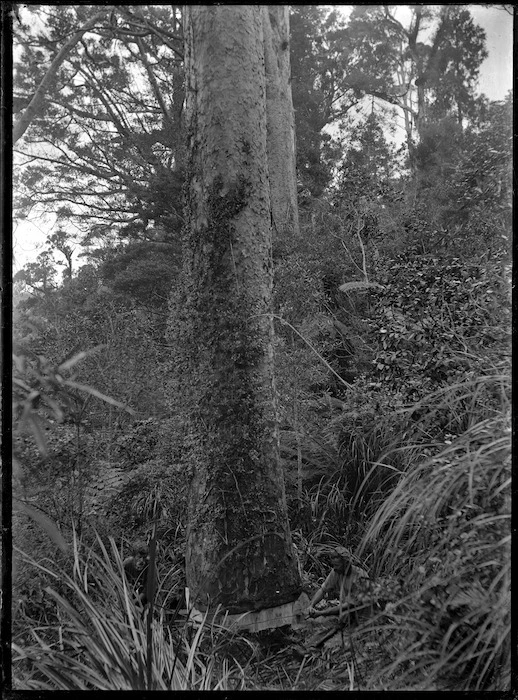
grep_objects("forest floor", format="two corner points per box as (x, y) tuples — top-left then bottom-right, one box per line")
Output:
(222, 614), (406, 691)
(164, 596), (430, 691)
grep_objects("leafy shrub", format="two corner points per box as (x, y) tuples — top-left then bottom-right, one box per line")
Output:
(104, 457), (188, 542)
(369, 253), (510, 393)
(115, 418), (162, 467)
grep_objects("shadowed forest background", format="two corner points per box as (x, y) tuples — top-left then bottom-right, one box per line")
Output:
(10, 4), (511, 691)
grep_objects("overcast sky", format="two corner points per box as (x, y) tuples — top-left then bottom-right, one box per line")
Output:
(468, 4), (513, 101)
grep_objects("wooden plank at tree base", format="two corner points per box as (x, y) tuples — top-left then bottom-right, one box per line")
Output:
(189, 592), (310, 633)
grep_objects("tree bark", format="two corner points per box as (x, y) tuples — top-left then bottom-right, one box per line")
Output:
(262, 6), (299, 238)
(180, 5), (301, 615)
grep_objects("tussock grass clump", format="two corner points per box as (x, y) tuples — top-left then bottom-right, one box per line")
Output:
(12, 534), (248, 690)
(337, 370), (509, 516)
(354, 374), (510, 690)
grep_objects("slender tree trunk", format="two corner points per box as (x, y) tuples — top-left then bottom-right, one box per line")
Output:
(400, 83), (414, 149)
(415, 83), (427, 138)
(262, 6), (299, 238)
(180, 5), (301, 615)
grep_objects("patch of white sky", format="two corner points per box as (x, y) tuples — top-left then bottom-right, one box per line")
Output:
(12, 4), (514, 272)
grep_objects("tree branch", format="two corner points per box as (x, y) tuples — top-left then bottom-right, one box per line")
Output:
(13, 10), (110, 144)
(119, 6), (184, 58)
(382, 5), (410, 40)
(136, 36), (175, 128)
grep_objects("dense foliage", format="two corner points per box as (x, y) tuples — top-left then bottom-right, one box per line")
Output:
(11, 4), (511, 692)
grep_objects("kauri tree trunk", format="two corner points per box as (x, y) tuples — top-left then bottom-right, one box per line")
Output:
(180, 5), (301, 615)
(262, 6), (300, 238)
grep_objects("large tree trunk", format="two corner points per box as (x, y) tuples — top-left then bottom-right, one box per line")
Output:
(262, 6), (299, 238)
(181, 5), (301, 615)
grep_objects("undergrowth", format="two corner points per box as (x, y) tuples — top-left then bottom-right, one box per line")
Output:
(12, 214), (510, 691)
(12, 533), (250, 690)
(330, 372), (510, 690)
(13, 367), (510, 691)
